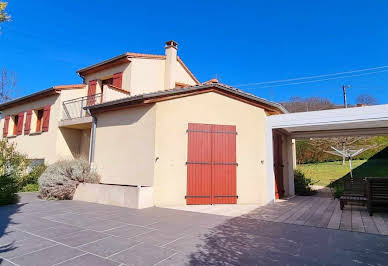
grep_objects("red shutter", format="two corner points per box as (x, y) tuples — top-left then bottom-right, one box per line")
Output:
(186, 123), (237, 205)
(24, 110), (32, 134)
(87, 80), (97, 106)
(16, 112), (24, 135)
(113, 72), (123, 88)
(42, 105), (51, 132)
(3, 115), (10, 137)
(211, 125), (237, 204)
(186, 123), (213, 204)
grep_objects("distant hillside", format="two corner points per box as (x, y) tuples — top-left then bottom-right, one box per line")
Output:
(296, 136), (388, 164)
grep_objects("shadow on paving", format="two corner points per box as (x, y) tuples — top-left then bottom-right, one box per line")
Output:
(0, 194), (24, 265)
(187, 216), (388, 265)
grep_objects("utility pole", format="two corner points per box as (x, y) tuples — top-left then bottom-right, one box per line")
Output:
(341, 84), (350, 165)
(342, 85), (350, 108)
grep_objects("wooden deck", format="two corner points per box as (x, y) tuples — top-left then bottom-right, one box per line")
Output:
(243, 196), (388, 236)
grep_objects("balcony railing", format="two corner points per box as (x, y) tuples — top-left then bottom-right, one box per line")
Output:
(62, 93), (102, 120)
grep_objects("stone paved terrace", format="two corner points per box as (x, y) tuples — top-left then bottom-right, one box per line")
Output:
(0, 193), (388, 266)
(169, 195), (388, 236)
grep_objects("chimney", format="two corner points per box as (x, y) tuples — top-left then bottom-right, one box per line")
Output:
(164, 40), (178, 89)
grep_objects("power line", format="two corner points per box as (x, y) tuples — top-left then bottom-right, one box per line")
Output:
(233, 65), (388, 87)
(240, 69), (388, 89)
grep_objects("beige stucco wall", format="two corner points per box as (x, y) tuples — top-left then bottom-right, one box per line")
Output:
(103, 85), (129, 102)
(0, 94), (61, 164)
(153, 92), (269, 206)
(175, 61), (197, 86)
(83, 57), (197, 98)
(93, 105), (156, 186)
(129, 58), (165, 95)
(79, 129), (91, 160)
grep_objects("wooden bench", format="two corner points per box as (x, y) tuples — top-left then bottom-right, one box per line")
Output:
(366, 177), (388, 216)
(339, 177), (367, 210)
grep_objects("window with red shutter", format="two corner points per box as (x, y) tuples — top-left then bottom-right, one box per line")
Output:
(12, 115), (19, 135)
(24, 110), (32, 134)
(3, 116), (10, 137)
(112, 72), (123, 88)
(16, 112), (24, 135)
(87, 80), (97, 106)
(36, 109), (44, 132)
(42, 105), (51, 132)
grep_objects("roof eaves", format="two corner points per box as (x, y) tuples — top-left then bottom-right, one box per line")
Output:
(86, 83), (287, 114)
(76, 53), (130, 75)
(0, 87), (60, 111)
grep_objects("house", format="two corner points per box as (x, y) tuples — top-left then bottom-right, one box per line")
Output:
(0, 41), (295, 208)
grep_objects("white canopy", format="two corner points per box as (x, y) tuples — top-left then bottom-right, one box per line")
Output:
(268, 104), (388, 139)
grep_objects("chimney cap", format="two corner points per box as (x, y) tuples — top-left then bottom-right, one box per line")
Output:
(165, 40), (178, 49)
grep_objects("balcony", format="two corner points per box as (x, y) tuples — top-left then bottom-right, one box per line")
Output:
(62, 93), (102, 120)
(59, 93), (102, 129)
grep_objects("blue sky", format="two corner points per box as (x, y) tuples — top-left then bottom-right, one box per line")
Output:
(1, 0), (388, 104)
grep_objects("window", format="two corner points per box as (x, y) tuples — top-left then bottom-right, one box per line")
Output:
(36, 109), (44, 132)
(101, 78), (113, 89)
(12, 115), (19, 135)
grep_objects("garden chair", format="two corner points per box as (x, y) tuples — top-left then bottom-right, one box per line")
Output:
(366, 177), (388, 216)
(339, 177), (367, 210)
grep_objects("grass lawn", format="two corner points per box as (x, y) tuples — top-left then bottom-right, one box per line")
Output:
(297, 159), (388, 187)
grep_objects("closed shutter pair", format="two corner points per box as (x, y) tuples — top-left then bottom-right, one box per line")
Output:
(2, 105), (51, 137)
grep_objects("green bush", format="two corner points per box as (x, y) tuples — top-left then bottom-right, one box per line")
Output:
(18, 164), (46, 190)
(329, 181), (344, 198)
(294, 168), (316, 196)
(0, 139), (28, 177)
(0, 173), (19, 205)
(21, 183), (39, 192)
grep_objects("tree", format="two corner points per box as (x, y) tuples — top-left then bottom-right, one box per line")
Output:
(356, 94), (378, 106)
(281, 96), (337, 113)
(0, 68), (16, 103)
(0, 2), (11, 32)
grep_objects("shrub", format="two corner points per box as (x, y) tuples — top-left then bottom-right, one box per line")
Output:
(294, 168), (316, 196)
(18, 164), (47, 190)
(21, 183), (39, 192)
(0, 173), (19, 205)
(38, 159), (100, 200)
(0, 139), (28, 178)
(329, 180), (344, 198)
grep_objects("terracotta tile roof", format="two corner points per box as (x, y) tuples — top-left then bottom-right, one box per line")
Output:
(77, 53), (200, 85)
(53, 84), (85, 90)
(203, 78), (219, 84)
(86, 83), (288, 114)
(125, 52), (166, 59)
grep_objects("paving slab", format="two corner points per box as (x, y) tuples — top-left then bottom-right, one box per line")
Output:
(55, 230), (110, 247)
(9, 244), (85, 266)
(109, 243), (177, 266)
(0, 236), (56, 259)
(55, 253), (119, 266)
(103, 224), (154, 239)
(79, 236), (142, 257)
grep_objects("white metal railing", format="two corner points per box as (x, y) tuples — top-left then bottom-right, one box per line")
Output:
(62, 93), (102, 120)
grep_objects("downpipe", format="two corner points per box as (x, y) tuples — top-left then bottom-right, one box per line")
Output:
(87, 109), (97, 172)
